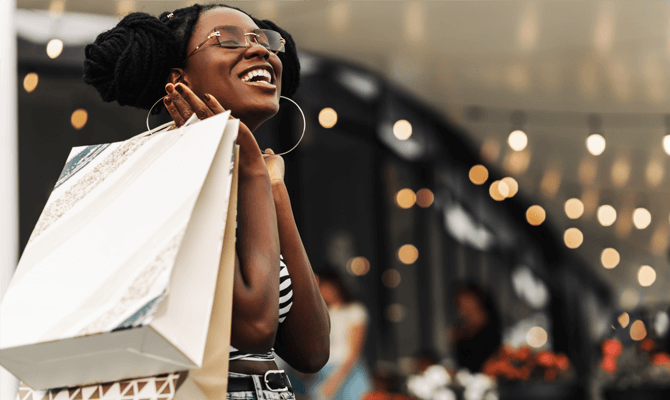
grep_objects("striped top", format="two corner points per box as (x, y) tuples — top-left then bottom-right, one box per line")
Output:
(229, 256), (293, 361)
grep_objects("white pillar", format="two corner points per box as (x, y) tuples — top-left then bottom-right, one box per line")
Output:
(0, 0), (20, 399)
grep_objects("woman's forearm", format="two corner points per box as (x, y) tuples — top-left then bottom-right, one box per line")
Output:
(230, 131), (281, 353)
(272, 181), (330, 372)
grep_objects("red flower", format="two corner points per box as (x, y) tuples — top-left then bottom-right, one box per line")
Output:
(518, 366), (532, 381)
(501, 360), (518, 380)
(500, 345), (514, 358)
(482, 358), (499, 376)
(535, 351), (555, 368)
(600, 356), (618, 374)
(639, 338), (656, 352)
(602, 339), (623, 358)
(650, 352), (670, 366)
(543, 368), (558, 382)
(512, 346), (532, 362)
(555, 353), (570, 371)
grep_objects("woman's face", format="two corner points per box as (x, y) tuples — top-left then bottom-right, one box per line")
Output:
(181, 8), (283, 131)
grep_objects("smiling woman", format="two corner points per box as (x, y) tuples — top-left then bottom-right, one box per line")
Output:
(82, 4), (329, 399)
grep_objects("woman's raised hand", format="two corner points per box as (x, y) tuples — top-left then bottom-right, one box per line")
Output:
(263, 148), (285, 185)
(164, 83), (265, 173)
(164, 83), (225, 127)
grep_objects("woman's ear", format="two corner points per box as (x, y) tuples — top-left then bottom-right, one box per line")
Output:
(167, 68), (188, 86)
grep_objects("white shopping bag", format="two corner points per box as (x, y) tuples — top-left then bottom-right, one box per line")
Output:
(0, 112), (238, 390)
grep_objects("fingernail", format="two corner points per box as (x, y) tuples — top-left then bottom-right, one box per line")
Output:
(175, 84), (183, 94)
(165, 84), (174, 94)
(204, 93), (211, 101)
(164, 97), (172, 106)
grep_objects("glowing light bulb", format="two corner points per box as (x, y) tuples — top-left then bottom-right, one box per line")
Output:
(393, 120), (412, 140)
(46, 39), (63, 59)
(415, 188), (434, 207)
(501, 177), (518, 198)
(526, 326), (548, 348)
(23, 73), (39, 93)
(618, 312), (630, 328)
(630, 320), (647, 341)
(597, 205), (617, 226)
(469, 165), (489, 185)
(70, 109), (88, 130)
(526, 205), (545, 226)
(586, 134), (606, 156)
(564, 228), (583, 249)
(398, 244), (419, 264)
(664, 135), (670, 156)
(396, 189), (416, 209)
(346, 257), (370, 276)
(508, 130), (528, 151)
(318, 108), (337, 128)
(638, 265), (656, 287)
(633, 208), (651, 229)
(601, 248), (620, 269)
(489, 180), (508, 201)
(564, 198), (584, 219)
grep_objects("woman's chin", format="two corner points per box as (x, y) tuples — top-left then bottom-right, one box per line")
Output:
(236, 106), (279, 131)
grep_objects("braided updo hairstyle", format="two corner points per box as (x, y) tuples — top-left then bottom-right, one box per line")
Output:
(83, 4), (300, 110)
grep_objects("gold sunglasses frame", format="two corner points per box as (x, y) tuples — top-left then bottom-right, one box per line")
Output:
(183, 27), (286, 64)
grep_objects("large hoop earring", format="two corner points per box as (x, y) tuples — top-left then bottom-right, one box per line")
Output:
(145, 95), (306, 156)
(265, 95), (306, 157)
(146, 95), (170, 132)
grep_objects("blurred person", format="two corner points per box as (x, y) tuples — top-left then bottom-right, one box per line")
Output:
(310, 269), (371, 400)
(83, 3), (330, 398)
(447, 283), (502, 373)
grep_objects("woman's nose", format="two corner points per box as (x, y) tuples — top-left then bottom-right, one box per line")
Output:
(244, 37), (270, 59)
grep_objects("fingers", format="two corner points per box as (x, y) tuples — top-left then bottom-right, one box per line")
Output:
(175, 84), (213, 120)
(164, 83), (217, 127)
(263, 148), (275, 157)
(163, 96), (185, 127)
(165, 83), (193, 124)
(203, 93), (227, 116)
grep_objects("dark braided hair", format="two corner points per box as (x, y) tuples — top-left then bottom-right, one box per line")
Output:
(84, 4), (300, 110)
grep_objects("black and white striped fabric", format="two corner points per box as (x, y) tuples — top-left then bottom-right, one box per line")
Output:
(229, 256), (293, 361)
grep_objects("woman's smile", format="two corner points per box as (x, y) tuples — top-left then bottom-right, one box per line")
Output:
(238, 64), (277, 89)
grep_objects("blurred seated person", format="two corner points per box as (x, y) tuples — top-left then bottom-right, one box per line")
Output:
(447, 282), (502, 373)
(311, 269), (371, 399)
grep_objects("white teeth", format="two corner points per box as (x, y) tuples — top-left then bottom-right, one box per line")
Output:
(242, 69), (272, 83)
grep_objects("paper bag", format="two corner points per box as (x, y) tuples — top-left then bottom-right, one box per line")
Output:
(173, 144), (240, 400)
(12, 144), (241, 400)
(1, 112), (238, 390)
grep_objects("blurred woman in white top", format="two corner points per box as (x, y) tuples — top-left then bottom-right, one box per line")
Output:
(312, 269), (371, 400)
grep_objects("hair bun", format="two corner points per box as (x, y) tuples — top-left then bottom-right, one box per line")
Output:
(83, 12), (181, 109)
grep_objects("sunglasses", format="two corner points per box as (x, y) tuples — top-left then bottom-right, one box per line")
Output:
(184, 25), (286, 64)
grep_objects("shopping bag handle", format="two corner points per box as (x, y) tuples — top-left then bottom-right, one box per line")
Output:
(134, 113), (200, 140)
